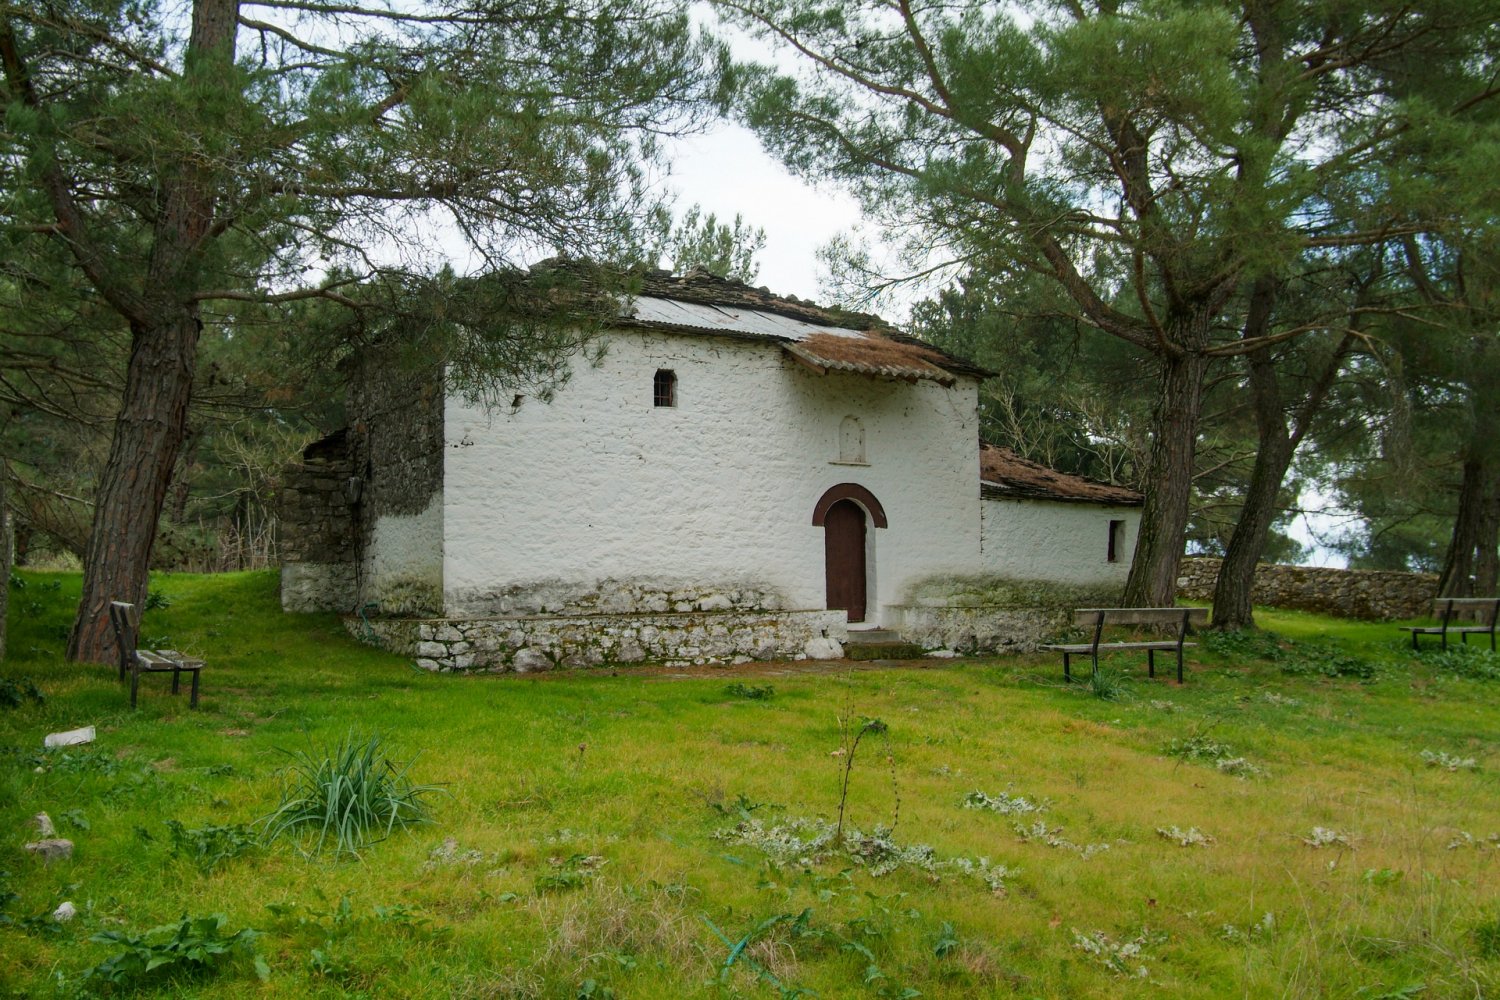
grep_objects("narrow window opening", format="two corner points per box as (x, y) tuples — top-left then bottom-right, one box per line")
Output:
(1107, 519), (1125, 562)
(653, 369), (676, 407)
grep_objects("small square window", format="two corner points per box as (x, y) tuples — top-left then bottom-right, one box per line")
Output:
(1107, 519), (1125, 562)
(653, 369), (676, 407)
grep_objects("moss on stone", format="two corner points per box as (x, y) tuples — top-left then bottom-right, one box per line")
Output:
(371, 576), (444, 617)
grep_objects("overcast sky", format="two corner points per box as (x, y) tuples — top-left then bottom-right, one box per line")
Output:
(658, 125), (864, 311)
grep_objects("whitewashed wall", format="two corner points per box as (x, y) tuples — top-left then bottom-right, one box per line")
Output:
(980, 497), (1140, 586)
(442, 329), (982, 626)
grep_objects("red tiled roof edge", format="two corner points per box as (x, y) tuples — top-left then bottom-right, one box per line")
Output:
(979, 443), (1143, 506)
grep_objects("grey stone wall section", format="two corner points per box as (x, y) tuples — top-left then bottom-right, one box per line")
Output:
(345, 351), (446, 615)
(894, 605), (1071, 653)
(1176, 557), (1437, 621)
(347, 609), (849, 671)
(894, 574), (1124, 652)
(346, 353), (444, 523)
(445, 578), (790, 618)
(277, 443), (358, 611)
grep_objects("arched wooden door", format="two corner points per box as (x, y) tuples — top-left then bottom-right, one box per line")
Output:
(823, 499), (867, 623)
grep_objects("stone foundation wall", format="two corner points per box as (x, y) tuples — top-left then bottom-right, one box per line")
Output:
(894, 605), (1071, 653)
(348, 609), (849, 672)
(444, 577), (790, 618)
(1176, 557), (1437, 621)
(895, 574), (1122, 651)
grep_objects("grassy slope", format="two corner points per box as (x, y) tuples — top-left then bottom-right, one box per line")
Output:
(0, 570), (1495, 998)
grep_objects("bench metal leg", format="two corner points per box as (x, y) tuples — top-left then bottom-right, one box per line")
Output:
(1147, 649), (1155, 679)
(171, 669), (182, 695)
(189, 670), (200, 709)
(1177, 648), (1185, 684)
(1090, 650), (1100, 683)
(130, 668), (140, 710)
(1063, 653), (1072, 683)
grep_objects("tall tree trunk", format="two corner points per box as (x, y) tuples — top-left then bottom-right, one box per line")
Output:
(1211, 384), (1293, 627)
(1438, 458), (1488, 597)
(65, 0), (237, 664)
(1122, 344), (1211, 607)
(1212, 281), (1356, 629)
(1475, 472), (1500, 594)
(66, 314), (202, 661)
(1, 461), (9, 661)
(1211, 278), (1284, 629)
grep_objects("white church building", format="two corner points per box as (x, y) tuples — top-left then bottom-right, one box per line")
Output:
(278, 266), (1143, 670)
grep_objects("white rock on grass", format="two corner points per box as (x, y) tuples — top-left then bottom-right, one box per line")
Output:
(53, 901), (77, 922)
(925, 649), (961, 659)
(33, 812), (56, 837)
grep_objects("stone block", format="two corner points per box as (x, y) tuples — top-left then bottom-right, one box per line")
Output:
(804, 637), (844, 660)
(512, 648), (553, 673)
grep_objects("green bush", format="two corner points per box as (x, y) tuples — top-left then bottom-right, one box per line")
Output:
(261, 732), (441, 857)
(82, 914), (268, 987)
(1418, 645), (1500, 681)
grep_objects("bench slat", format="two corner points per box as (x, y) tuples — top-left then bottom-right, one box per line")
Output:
(1042, 641), (1199, 653)
(1429, 598), (1500, 623)
(1071, 607), (1209, 627)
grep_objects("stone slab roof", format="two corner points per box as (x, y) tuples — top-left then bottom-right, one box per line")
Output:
(532, 260), (991, 385)
(979, 443), (1143, 507)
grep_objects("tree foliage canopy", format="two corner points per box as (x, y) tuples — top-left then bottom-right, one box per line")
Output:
(718, 0), (1500, 602)
(1, 0), (729, 660)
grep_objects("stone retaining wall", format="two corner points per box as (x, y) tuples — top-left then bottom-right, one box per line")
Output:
(893, 604), (1070, 654)
(348, 609), (849, 672)
(1176, 557), (1436, 621)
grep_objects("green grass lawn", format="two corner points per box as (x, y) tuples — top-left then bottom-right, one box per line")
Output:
(2, 570), (1498, 998)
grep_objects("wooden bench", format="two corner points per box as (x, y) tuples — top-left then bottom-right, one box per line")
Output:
(1400, 597), (1500, 651)
(1041, 607), (1209, 684)
(108, 601), (204, 709)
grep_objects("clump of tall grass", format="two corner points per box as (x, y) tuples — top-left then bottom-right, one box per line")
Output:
(261, 732), (441, 857)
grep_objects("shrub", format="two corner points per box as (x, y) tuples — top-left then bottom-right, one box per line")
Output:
(1474, 916), (1500, 959)
(1087, 666), (1127, 701)
(1202, 629), (1285, 661)
(724, 682), (775, 700)
(1279, 642), (1377, 680)
(1418, 645), (1500, 681)
(165, 820), (259, 871)
(261, 732), (441, 857)
(0, 678), (44, 710)
(82, 914), (268, 987)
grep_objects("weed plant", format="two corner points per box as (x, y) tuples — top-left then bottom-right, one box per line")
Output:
(1417, 644), (1500, 680)
(724, 682), (775, 700)
(165, 820), (259, 871)
(1086, 665), (1127, 700)
(261, 732), (440, 857)
(0, 678), (43, 709)
(80, 914), (268, 988)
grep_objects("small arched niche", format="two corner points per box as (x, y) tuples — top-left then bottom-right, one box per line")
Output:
(837, 415), (866, 464)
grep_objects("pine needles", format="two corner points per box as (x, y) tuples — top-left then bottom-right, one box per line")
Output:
(261, 733), (440, 857)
